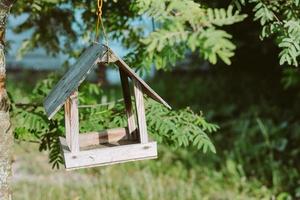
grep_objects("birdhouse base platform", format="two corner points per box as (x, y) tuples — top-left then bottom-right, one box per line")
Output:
(59, 129), (157, 170)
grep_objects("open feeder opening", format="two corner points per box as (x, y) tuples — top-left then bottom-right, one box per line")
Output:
(63, 75), (144, 151)
(43, 43), (171, 170)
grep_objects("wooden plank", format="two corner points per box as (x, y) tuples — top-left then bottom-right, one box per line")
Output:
(133, 80), (148, 144)
(64, 99), (71, 148)
(44, 43), (170, 120)
(79, 127), (129, 147)
(68, 91), (80, 153)
(44, 43), (107, 119)
(119, 69), (137, 139)
(114, 56), (171, 110)
(59, 137), (157, 170)
(96, 44), (119, 63)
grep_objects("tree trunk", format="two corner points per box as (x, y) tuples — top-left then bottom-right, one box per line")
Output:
(0, 1), (14, 199)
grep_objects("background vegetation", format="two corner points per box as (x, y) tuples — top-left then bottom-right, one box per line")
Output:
(7, 0), (300, 199)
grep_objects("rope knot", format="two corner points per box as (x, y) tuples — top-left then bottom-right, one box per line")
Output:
(96, 0), (102, 18)
(95, 0), (108, 46)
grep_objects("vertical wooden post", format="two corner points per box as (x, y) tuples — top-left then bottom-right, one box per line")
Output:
(133, 79), (148, 144)
(119, 69), (137, 139)
(64, 99), (71, 148)
(64, 90), (80, 153)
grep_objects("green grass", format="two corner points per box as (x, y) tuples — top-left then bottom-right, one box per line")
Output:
(8, 69), (291, 199)
(13, 142), (272, 200)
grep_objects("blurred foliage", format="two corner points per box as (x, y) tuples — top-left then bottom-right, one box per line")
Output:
(10, 0), (300, 70)
(6, 0), (300, 199)
(281, 68), (300, 89)
(232, 0), (300, 67)
(13, 142), (275, 200)
(10, 0), (246, 69)
(137, 1), (246, 66)
(10, 75), (218, 168)
(150, 66), (300, 198)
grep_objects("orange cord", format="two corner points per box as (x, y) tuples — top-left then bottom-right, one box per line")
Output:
(95, 0), (102, 41)
(95, 0), (108, 46)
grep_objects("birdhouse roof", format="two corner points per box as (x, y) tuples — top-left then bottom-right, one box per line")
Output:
(44, 43), (171, 119)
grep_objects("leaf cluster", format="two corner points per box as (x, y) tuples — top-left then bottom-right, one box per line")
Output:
(233, 0), (300, 67)
(138, 0), (247, 66)
(146, 101), (219, 153)
(11, 75), (218, 168)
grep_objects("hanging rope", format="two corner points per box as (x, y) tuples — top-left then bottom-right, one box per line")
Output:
(95, 0), (108, 46)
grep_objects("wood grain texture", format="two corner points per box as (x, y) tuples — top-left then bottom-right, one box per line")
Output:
(60, 137), (157, 170)
(119, 69), (137, 139)
(133, 80), (148, 144)
(44, 43), (171, 121)
(115, 57), (171, 110)
(0, 2), (14, 198)
(66, 91), (80, 153)
(96, 44), (119, 63)
(44, 43), (107, 119)
(64, 98), (71, 147)
(79, 127), (129, 147)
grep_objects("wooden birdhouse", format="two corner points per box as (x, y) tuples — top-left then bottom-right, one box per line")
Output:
(44, 43), (171, 170)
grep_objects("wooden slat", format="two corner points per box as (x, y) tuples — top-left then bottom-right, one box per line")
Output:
(119, 69), (137, 139)
(114, 56), (171, 110)
(79, 127), (129, 147)
(60, 137), (157, 170)
(96, 45), (119, 63)
(133, 80), (148, 144)
(67, 91), (80, 153)
(44, 43), (171, 121)
(44, 43), (107, 119)
(64, 99), (71, 148)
